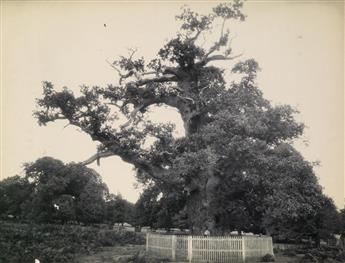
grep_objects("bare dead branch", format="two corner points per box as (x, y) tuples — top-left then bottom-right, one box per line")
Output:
(81, 150), (115, 166)
(220, 18), (227, 40)
(187, 29), (202, 43)
(81, 147), (172, 185)
(128, 47), (137, 60)
(106, 59), (133, 85)
(120, 104), (146, 129)
(201, 18), (232, 64)
(135, 74), (178, 86)
(141, 71), (158, 76)
(202, 53), (242, 65)
(63, 123), (71, 129)
(105, 102), (122, 109)
(177, 95), (195, 104)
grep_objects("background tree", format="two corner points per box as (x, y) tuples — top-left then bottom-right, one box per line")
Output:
(52, 194), (76, 223)
(310, 197), (341, 246)
(0, 157), (140, 226)
(22, 157), (109, 224)
(0, 176), (33, 219)
(340, 209), (345, 233)
(133, 186), (160, 229)
(34, 0), (337, 236)
(106, 193), (135, 226)
(133, 185), (186, 230)
(339, 209), (345, 248)
(75, 177), (107, 224)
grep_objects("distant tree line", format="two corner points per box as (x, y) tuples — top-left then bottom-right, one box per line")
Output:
(0, 157), (134, 226)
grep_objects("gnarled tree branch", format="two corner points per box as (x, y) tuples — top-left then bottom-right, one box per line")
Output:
(81, 146), (173, 185)
(135, 74), (178, 86)
(199, 53), (242, 66)
(81, 150), (115, 166)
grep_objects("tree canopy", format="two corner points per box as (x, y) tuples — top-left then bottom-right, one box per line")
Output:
(23, 157), (109, 223)
(0, 157), (133, 225)
(34, 0), (338, 238)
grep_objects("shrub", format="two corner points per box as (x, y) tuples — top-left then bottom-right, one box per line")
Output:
(300, 253), (319, 263)
(261, 253), (275, 262)
(273, 247), (280, 254)
(298, 246), (345, 263)
(335, 251), (345, 261)
(283, 249), (297, 257)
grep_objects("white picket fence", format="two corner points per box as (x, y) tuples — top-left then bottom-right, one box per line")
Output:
(146, 233), (273, 262)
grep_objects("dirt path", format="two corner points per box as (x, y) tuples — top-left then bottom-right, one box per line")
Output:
(75, 244), (145, 263)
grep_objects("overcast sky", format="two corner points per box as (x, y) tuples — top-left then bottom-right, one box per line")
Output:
(1, 1), (344, 208)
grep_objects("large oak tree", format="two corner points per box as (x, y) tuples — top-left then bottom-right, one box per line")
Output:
(35, 1), (334, 235)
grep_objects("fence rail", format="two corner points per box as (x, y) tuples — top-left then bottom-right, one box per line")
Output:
(146, 233), (273, 262)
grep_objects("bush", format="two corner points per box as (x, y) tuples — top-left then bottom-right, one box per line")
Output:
(0, 221), (145, 262)
(298, 245), (345, 263)
(300, 253), (319, 263)
(335, 251), (345, 262)
(261, 253), (275, 262)
(283, 249), (297, 257)
(273, 247), (280, 254)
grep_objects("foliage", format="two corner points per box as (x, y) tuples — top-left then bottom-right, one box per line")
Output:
(269, 195), (341, 243)
(106, 194), (135, 225)
(0, 221), (144, 263)
(1, 157), (138, 227)
(300, 253), (319, 263)
(276, 245), (345, 263)
(133, 186), (160, 228)
(33, 0), (338, 238)
(283, 249), (297, 257)
(261, 253), (275, 262)
(0, 175), (33, 219)
(75, 179), (106, 224)
(339, 209), (345, 235)
(300, 246), (345, 263)
(25, 157), (109, 224)
(133, 185), (186, 229)
(0, 157), (111, 224)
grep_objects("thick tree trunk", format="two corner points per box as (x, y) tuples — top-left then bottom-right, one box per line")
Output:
(186, 172), (220, 234)
(177, 79), (222, 234)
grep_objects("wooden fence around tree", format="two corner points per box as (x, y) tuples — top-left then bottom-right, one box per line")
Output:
(146, 232), (273, 262)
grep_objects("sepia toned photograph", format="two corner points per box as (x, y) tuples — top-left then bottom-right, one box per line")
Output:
(0, 0), (344, 262)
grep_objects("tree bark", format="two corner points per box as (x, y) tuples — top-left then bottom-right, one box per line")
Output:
(173, 78), (223, 233)
(186, 171), (221, 234)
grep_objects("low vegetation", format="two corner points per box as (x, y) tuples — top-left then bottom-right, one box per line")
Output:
(261, 253), (275, 262)
(299, 246), (345, 263)
(272, 246), (345, 263)
(0, 221), (144, 263)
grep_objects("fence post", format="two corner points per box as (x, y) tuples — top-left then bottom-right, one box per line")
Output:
(188, 235), (193, 262)
(146, 232), (149, 252)
(242, 236), (246, 262)
(269, 236), (274, 255)
(172, 235), (176, 261)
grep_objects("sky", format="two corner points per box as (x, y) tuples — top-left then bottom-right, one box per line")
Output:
(1, 1), (344, 207)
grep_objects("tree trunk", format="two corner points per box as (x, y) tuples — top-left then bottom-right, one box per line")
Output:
(186, 172), (220, 234)
(176, 79), (222, 234)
